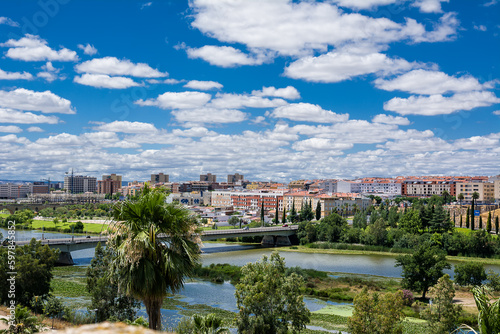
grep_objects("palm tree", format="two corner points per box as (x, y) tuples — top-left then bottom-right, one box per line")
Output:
(458, 193), (464, 207)
(109, 188), (200, 330)
(472, 286), (500, 334)
(472, 192), (480, 230)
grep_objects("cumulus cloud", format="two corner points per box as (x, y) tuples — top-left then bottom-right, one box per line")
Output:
(285, 51), (417, 83)
(375, 69), (487, 95)
(209, 93), (287, 109)
(93, 121), (158, 134)
(185, 45), (272, 68)
(0, 68), (33, 80)
(372, 114), (410, 125)
(252, 86), (300, 100)
(0, 17), (19, 27)
(77, 43), (98, 55)
(0, 89), (75, 114)
(27, 126), (44, 132)
(189, 0), (455, 58)
(75, 56), (167, 77)
(74, 74), (141, 89)
(292, 138), (353, 151)
(0, 108), (59, 124)
(271, 103), (349, 123)
(413, 12), (459, 43)
(384, 91), (500, 116)
(331, 0), (399, 10)
(184, 80), (223, 90)
(0, 125), (22, 133)
(493, 110), (500, 116)
(37, 62), (65, 83)
(0, 34), (78, 61)
(135, 91), (212, 109)
(171, 108), (248, 126)
(412, 0), (449, 13)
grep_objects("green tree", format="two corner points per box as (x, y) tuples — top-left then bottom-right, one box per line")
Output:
(228, 216), (239, 228)
(44, 296), (64, 329)
(398, 209), (421, 234)
(496, 216), (499, 235)
(297, 221), (316, 245)
(466, 207), (470, 229)
(260, 201), (265, 226)
(290, 202), (297, 224)
(460, 214), (463, 228)
(471, 192), (480, 230)
(315, 201), (321, 221)
(0, 239), (59, 306)
(364, 218), (387, 246)
(352, 210), (367, 229)
(429, 204), (453, 234)
(86, 242), (139, 322)
(176, 313), (228, 334)
(422, 274), (462, 334)
(454, 262), (487, 286)
(1, 305), (40, 334)
(458, 193), (464, 206)
(316, 212), (347, 243)
(282, 208), (286, 225)
(109, 188), (201, 330)
(479, 216), (484, 230)
(235, 252), (310, 334)
(347, 288), (404, 334)
(395, 243), (450, 299)
(487, 211), (492, 233)
(472, 285), (500, 334)
(274, 198), (280, 224)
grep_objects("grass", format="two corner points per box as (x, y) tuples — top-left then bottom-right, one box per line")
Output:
(30, 220), (110, 234)
(51, 266), (90, 299)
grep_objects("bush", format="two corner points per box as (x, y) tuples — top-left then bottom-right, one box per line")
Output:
(402, 289), (414, 306)
(454, 262), (487, 286)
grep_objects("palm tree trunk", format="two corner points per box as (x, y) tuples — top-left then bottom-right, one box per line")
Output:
(144, 296), (163, 330)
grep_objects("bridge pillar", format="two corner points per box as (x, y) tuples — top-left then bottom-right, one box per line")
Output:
(275, 236), (291, 246)
(261, 235), (275, 246)
(56, 251), (74, 266)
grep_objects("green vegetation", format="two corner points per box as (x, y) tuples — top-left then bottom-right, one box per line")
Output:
(235, 252), (311, 333)
(108, 185), (200, 330)
(30, 220), (109, 234)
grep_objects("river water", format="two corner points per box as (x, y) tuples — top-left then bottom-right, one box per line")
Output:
(3, 227), (498, 331)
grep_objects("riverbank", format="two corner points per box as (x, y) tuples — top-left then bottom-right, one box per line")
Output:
(279, 244), (500, 266)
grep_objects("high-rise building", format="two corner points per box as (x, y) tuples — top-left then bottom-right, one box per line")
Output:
(200, 173), (216, 183)
(98, 174), (122, 195)
(227, 173), (244, 184)
(151, 173), (169, 183)
(64, 175), (97, 194)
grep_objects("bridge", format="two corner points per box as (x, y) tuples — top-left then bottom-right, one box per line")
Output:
(12, 225), (298, 265)
(0, 202), (75, 214)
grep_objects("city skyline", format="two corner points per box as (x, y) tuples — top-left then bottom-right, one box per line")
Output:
(0, 1), (499, 182)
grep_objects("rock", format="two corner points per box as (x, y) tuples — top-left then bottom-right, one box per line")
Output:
(60, 322), (173, 334)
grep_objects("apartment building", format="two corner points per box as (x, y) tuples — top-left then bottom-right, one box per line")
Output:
(200, 173), (217, 183)
(211, 189), (284, 213)
(351, 178), (402, 196)
(402, 180), (456, 197)
(151, 173), (169, 183)
(98, 174), (122, 195)
(227, 173), (244, 184)
(64, 175), (97, 194)
(495, 179), (500, 203)
(0, 183), (32, 199)
(456, 181), (495, 203)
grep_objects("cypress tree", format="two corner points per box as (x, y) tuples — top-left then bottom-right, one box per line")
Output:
(487, 211), (492, 233)
(315, 201), (321, 221)
(496, 216), (499, 235)
(459, 215), (463, 228)
(282, 208), (286, 225)
(260, 201), (265, 226)
(466, 208), (470, 229)
(470, 200), (475, 231)
(290, 201), (297, 223)
(274, 197), (279, 225)
(479, 216), (483, 230)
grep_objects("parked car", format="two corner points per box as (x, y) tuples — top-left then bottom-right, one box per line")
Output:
(282, 224), (288, 227)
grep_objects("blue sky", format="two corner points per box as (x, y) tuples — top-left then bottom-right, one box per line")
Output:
(0, 0), (499, 182)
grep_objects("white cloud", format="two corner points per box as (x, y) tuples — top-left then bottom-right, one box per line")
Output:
(185, 45), (272, 68)
(189, 0), (453, 58)
(74, 74), (141, 89)
(454, 135), (499, 150)
(0, 68), (33, 80)
(0, 134), (29, 145)
(251, 116), (268, 125)
(372, 114), (410, 125)
(172, 108), (248, 126)
(141, 2), (153, 9)
(135, 91), (212, 109)
(493, 110), (500, 116)
(147, 78), (183, 85)
(252, 86), (300, 100)
(292, 138), (352, 151)
(0, 17), (19, 27)
(0, 34), (78, 61)
(331, 0), (399, 10)
(37, 61), (64, 82)
(0, 125), (22, 133)
(384, 91), (500, 116)
(36, 133), (82, 146)
(93, 121), (158, 134)
(77, 43), (98, 55)
(27, 126), (44, 132)
(184, 80), (223, 90)
(0, 108), (59, 124)
(474, 25), (487, 32)
(209, 93), (287, 109)
(412, 0), (449, 13)
(271, 103), (349, 123)
(375, 69), (486, 95)
(413, 12), (459, 43)
(381, 137), (453, 153)
(0, 88), (75, 114)
(284, 51), (416, 83)
(75, 56), (167, 77)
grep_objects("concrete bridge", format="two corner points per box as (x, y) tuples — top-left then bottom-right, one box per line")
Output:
(12, 225), (298, 265)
